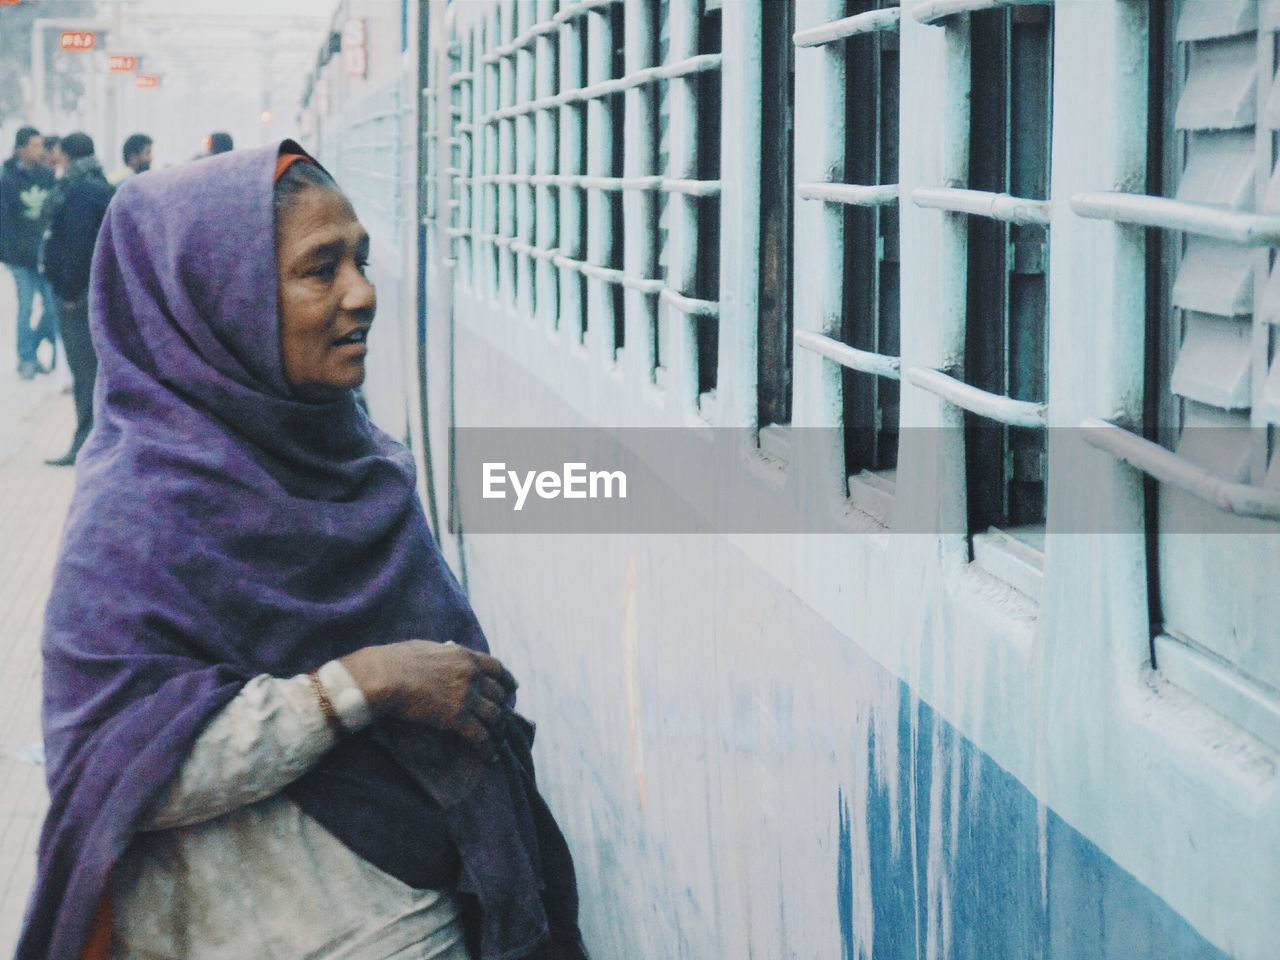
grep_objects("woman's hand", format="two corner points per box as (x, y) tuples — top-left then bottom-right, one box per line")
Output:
(340, 640), (518, 757)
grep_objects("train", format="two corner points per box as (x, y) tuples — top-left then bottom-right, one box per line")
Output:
(296, 1), (1280, 957)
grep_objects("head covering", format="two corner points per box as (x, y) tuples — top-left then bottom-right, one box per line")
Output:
(274, 149), (312, 182)
(18, 140), (583, 960)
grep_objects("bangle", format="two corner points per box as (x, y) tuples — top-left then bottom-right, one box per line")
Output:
(307, 670), (345, 736)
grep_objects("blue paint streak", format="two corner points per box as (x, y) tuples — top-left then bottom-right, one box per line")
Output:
(836, 687), (1234, 959)
(838, 786), (855, 960)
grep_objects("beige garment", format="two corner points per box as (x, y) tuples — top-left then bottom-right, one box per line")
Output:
(110, 661), (469, 960)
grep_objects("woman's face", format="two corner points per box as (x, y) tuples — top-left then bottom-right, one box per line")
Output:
(276, 184), (376, 399)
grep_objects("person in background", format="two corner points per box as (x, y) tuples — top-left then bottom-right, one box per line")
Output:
(208, 131), (234, 155)
(42, 135), (65, 174)
(40, 132), (113, 466)
(109, 133), (154, 186)
(0, 126), (59, 380)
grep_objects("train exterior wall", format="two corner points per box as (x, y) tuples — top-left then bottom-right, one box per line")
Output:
(306, 0), (1280, 956)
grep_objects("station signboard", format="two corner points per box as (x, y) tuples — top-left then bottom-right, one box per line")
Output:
(108, 55), (138, 73)
(134, 74), (160, 90)
(60, 31), (96, 52)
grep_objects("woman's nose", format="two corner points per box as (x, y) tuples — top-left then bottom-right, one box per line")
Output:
(342, 270), (377, 314)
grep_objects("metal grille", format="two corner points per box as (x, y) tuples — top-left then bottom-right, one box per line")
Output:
(792, 0), (904, 519)
(450, 0), (724, 405)
(907, 0), (1054, 548)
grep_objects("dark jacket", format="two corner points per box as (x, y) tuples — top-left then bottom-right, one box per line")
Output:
(42, 157), (113, 301)
(0, 156), (56, 269)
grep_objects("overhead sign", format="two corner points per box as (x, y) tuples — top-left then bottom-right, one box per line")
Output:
(108, 55), (138, 73)
(60, 31), (96, 52)
(342, 18), (366, 78)
(134, 74), (160, 90)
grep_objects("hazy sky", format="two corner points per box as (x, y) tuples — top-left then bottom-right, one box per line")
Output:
(42, 0), (335, 164)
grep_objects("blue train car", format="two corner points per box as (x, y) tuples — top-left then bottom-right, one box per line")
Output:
(299, 2), (1280, 957)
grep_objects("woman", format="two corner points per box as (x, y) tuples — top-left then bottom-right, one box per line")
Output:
(17, 142), (586, 960)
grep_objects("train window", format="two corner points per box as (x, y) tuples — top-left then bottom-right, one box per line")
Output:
(693, 0), (723, 401)
(459, 0), (724, 404)
(906, 0), (1053, 595)
(791, 2), (903, 519)
(757, 0), (794, 431)
(625, 0), (663, 377)
(533, 0), (559, 331)
(842, 0), (901, 494)
(1150, 0), (1280, 742)
(1073, 0), (1280, 745)
(964, 6), (1053, 542)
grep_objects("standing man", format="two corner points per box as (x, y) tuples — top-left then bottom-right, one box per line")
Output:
(109, 133), (153, 186)
(41, 133), (113, 466)
(0, 126), (58, 379)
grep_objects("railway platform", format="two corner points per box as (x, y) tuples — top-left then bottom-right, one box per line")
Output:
(0, 288), (75, 955)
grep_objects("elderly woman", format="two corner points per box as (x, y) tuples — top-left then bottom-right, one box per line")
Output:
(17, 143), (586, 960)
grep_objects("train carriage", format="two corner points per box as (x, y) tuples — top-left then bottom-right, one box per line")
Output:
(299, 2), (1280, 957)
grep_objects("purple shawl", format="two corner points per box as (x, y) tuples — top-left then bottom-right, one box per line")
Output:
(17, 142), (581, 960)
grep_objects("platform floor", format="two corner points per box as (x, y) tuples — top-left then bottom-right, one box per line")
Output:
(0, 273), (77, 955)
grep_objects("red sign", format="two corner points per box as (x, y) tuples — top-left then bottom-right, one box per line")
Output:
(342, 18), (366, 78)
(108, 55), (137, 73)
(134, 74), (159, 90)
(60, 31), (96, 51)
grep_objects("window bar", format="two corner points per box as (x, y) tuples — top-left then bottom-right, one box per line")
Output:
(480, 11), (560, 63)
(907, 366), (1048, 427)
(913, 185), (1051, 225)
(792, 7), (901, 49)
(553, 0), (621, 26)
(585, 3), (617, 355)
(481, 54), (722, 124)
(789, 0), (847, 439)
(497, 3), (518, 309)
(465, 28), (482, 286)
(558, 3), (585, 336)
(483, 14), (501, 298)
(797, 181), (899, 207)
(455, 39), (474, 282)
(1081, 418), (1280, 520)
(515, 1), (537, 319)
(913, 0), (1054, 28)
(795, 329), (901, 380)
(534, 0), (559, 331)
(476, 172), (721, 195)
(1071, 191), (1280, 246)
(623, 0), (659, 378)
(665, 0), (702, 407)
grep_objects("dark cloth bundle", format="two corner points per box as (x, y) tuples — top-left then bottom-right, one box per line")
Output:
(17, 140), (585, 960)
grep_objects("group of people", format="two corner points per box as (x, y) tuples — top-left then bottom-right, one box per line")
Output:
(0, 126), (143, 464)
(0, 125), (235, 466)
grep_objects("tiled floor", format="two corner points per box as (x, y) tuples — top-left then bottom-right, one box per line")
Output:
(0, 276), (78, 955)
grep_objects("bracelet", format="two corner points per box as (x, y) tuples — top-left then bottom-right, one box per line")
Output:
(307, 669), (345, 737)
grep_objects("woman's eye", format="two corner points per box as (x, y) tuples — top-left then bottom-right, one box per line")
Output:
(357, 259), (370, 275)
(311, 262), (338, 279)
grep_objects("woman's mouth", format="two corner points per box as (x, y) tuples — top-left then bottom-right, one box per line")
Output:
(333, 327), (369, 347)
